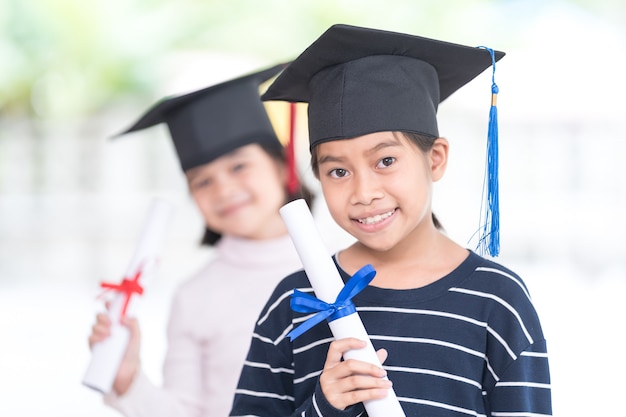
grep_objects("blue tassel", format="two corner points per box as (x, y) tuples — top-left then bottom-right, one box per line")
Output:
(476, 47), (500, 257)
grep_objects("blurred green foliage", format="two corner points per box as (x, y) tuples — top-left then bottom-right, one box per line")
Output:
(0, 0), (622, 119)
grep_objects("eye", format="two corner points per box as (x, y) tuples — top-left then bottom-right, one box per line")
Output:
(376, 156), (396, 169)
(329, 168), (349, 179)
(189, 177), (212, 191)
(231, 161), (247, 173)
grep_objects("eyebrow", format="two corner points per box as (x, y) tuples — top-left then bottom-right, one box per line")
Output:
(185, 147), (251, 178)
(317, 154), (344, 165)
(367, 140), (402, 155)
(317, 139), (401, 165)
(185, 168), (206, 182)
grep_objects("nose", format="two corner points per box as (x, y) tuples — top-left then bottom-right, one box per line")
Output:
(349, 172), (384, 205)
(212, 172), (238, 199)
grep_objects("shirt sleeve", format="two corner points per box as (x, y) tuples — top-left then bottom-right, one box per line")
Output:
(103, 287), (204, 417)
(487, 339), (553, 416)
(104, 371), (189, 416)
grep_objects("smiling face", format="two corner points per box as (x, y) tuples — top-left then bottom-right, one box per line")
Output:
(185, 143), (288, 241)
(315, 131), (448, 254)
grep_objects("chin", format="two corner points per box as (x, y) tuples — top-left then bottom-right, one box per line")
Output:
(353, 235), (397, 253)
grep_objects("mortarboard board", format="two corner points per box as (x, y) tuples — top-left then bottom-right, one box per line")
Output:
(261, 24), (504, 149)
(262, 24), (505, 256)
(117, 63), (287, 172)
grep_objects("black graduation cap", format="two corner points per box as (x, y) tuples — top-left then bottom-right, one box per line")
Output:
(261, 24), (505, 149)
(117, 63), (287, 172)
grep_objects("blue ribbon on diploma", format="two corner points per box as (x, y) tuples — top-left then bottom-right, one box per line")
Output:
(287, 264), (376, 341)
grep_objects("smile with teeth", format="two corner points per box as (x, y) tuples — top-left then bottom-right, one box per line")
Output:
(357, 209), (395, 225)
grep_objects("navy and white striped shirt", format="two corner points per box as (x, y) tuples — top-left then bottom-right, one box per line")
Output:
(230, 251), (552, 417)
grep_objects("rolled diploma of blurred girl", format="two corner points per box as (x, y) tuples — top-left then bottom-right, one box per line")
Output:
(82, 198), (174, 394)
(279, 199), (406, 417)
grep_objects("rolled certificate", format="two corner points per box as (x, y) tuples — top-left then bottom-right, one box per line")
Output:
(279, 199), (406, 417)
(82, 198), (174, 394)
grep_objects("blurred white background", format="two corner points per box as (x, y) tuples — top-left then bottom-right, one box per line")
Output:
(1, 1), (625, 416)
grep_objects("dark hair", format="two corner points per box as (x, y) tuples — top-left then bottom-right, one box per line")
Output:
(201, 142), (315, 246)
(309, 131), (443, 231)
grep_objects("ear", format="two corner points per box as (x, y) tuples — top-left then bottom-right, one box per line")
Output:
(429, 137), (449, 182)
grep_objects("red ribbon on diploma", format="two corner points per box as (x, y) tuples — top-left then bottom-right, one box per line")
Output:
(99, 268), (144, 319)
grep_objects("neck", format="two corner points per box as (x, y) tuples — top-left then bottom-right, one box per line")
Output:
(338, 232), (468, 290)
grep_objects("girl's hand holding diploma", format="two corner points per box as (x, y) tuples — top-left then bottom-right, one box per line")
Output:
(320, 338), (392, 410)
(88, 309), (141, 396)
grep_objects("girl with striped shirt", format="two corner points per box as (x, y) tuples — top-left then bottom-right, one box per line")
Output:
(230, 24), (552, 417)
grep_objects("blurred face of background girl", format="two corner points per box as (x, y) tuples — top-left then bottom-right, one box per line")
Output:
(186, 143), (288, 241)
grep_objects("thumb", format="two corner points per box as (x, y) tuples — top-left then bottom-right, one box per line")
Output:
(121, 317), (141, 354)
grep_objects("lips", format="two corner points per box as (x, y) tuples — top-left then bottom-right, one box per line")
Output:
(217, 195), (251, 216)
(356, 209), (396, 225)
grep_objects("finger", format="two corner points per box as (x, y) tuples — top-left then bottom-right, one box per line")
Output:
(88, 318), (112, 348)
(122, 317), (141, 344)
(96, 312), (111, 325)
(112, 316), (142, 395)
(91, 322), (110, 337)
(88, 326), (109, 348)
(330, 356), (388, 380)
(322, 369), (392, 410)
(324, 338), (367, 369)
(333, 369), (392, 391)
(88, 333), (100, 348)
(94, 313), (113, 333)
(376, 348), (388, 365)
(341, 382), (391, 407)
(121, 317), (142, 354)
(121, 316), (139, 332)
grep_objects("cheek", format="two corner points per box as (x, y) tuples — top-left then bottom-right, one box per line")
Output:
(248, 169), (287, 203)
(320, 183), (345, 216)
(190, 189), (215, 220)
(319, 180), (334, 202)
